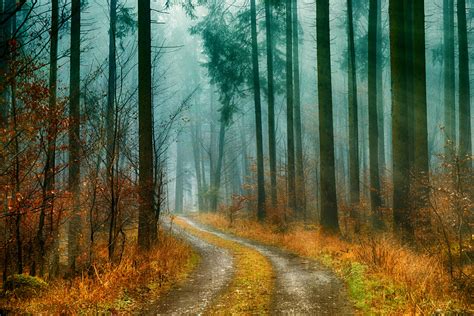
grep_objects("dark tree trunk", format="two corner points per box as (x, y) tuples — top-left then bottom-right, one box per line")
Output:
(457, 0), (471, 159)
(68, 0), (81, 272)
(292, 0), (306, 217)
(317, 0), (339, 232)
(264, 0), (277, 208)
(137, 0), (155, 251)
(443, 0), (455, 145)
(347, 0), (360, 208)
(376, 0), (385, 183)
(250, 0), (266, 221)
(389, 0), (412, 242)
(404, 0), (415, 172)
(368, 0), (383, 229)
(286, 0), (296, 211)
(37, 0), (59, 276)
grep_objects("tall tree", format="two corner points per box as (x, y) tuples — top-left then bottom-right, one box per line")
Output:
(250, 0), (266, 221)
(443, 0), (455, 144)
(264, 0), (277, 207)
(68, 0), (82, 271)
(413, 0), (428, 176)
(457, 0), (471, 159)
(376, 0), (385, 182)
(0, 0), (6, 127)
(317, 0), (338, 232)
(368, 0), (382, 228)
(286, 0), (296, 211)
(389, 0), (412, 242)
(106, 0), (118, 262)
(404, 0), (415, 171)
(38, 0), (59, 276)
(347, 0), (360, 207)
(292, 0), (305, 216)
(175, 139), (184, 213)
(137, 0), (155, 251)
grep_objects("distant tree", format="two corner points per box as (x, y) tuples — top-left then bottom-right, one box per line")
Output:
(317, 0), (338, 232)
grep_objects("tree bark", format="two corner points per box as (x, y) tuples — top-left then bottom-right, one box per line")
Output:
(317, 0), (339, 232)
(389, 0), (412, 242)
(137, 0), (155, 251)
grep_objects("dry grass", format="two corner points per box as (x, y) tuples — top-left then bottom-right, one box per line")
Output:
(0, 230), (198, 314)
(174, 217), (274, 314)
(195, 213), (472, 314)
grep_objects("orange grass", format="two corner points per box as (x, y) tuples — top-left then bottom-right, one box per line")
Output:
(195, 213), (472, 314)
(0, 231), (198, 314)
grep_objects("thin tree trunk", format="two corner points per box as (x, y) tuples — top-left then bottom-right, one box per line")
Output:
(192, 125), (204, 211)
(376, 0), (385, 182)
(317, 0), (339, 232)
(292, 0), (305, 217)
(286, 0), (296, 212)
(444, 0), (455, 145)
(137, 0), (155, 251)
(347, 0), (360, 208)
(264, 0), (277, 208)
(174, 138), (184, 213)
(457, 0), (471, 159)
(250, 0), (266, 221)
(37, 0), (59, 276)
(368, 0), (383, 229)
(210, 118), (226, 212)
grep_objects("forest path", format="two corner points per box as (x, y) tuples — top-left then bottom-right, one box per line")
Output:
(141, 219), (234, 315)
(181, 216), (353, 315)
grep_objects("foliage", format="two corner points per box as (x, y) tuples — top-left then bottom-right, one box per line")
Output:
(2, 274), (48, 298)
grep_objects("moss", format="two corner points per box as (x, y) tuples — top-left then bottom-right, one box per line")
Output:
(3, 274), (48, 298)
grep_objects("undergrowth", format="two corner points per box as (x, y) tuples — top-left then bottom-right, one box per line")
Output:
(0, 230), (197, 314)
(195, 213), (472, 314)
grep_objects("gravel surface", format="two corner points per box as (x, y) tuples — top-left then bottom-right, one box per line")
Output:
(141, 220), (234, 315)
(182, 217), (353, 315)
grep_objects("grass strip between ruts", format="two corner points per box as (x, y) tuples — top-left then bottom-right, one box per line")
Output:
(174, 217), (274, 315)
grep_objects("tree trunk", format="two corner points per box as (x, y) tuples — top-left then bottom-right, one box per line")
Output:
(404, 0), (415, 172)
(443, 0), (455, 145)
(317, 0), (339, 232)
(68, 0), (81, 272)
(292, 0), (306, 217)
(137, 0), (155, 251)
(389, 0), (412, 242)
(368, 0), (383, 229)
(264, 0), (277, 208)
(286, 0), (296, 212)
(250, 0), (266, 221)
(347, 0), (360, 208)
(457, 0), (471, 159)
(37, 0), (59, 276)
(174, 138), (184, 213)
(191, 124), (204, 211)
(210, 118), (226, 212)
(376, 0), (385, 184)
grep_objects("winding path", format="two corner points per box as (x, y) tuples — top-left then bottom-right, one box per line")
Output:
(147, 216), (353, 315)
(181, 217), (353, 315)
(141, 221), (234, 315)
